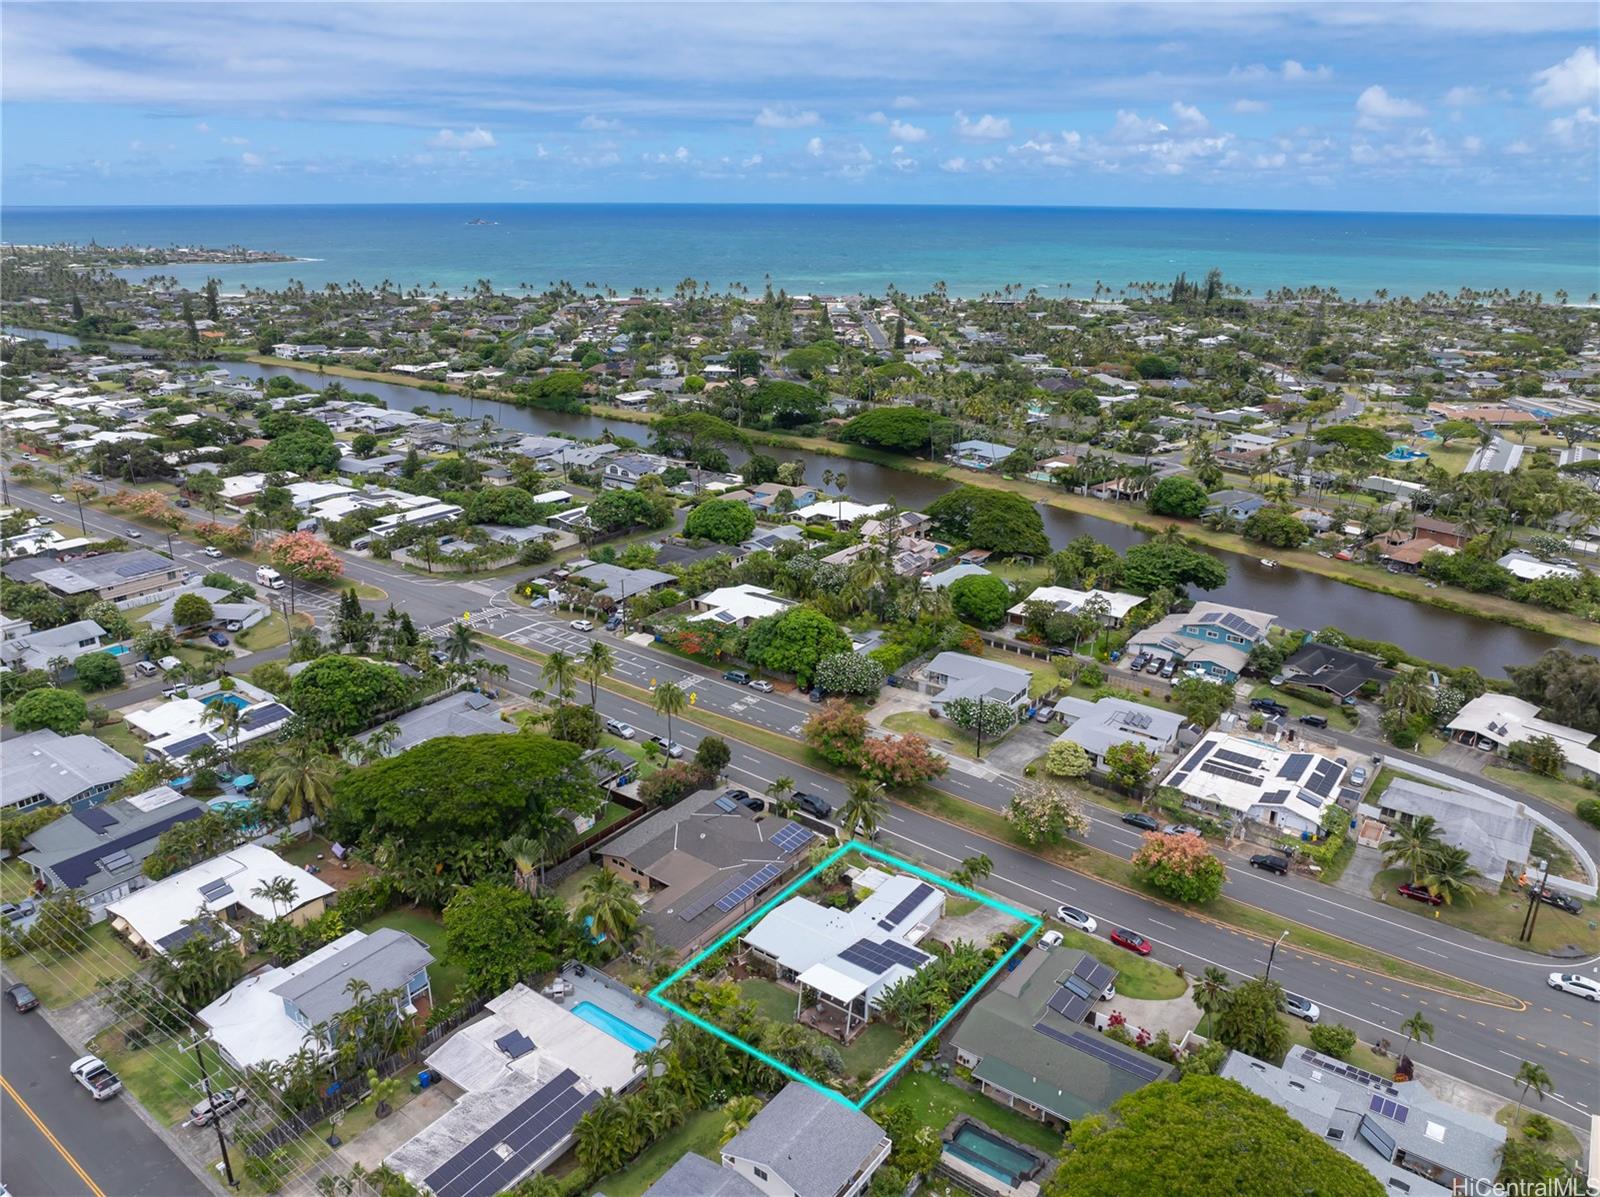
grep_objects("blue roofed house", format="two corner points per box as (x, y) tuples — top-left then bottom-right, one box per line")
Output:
(1124, 601), (1276, 683)
(1203, 489), (1268, 521)
(948, 439), (1016, 470)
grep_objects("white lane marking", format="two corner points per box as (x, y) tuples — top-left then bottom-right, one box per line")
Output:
(1147, 918), (1177, 930)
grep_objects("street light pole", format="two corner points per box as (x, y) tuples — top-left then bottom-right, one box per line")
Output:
(1520, 858), (1550, 943)
(1264, 930), (1289, 982)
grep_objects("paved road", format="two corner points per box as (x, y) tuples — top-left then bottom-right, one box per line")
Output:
(0, 1004), (204, 1197)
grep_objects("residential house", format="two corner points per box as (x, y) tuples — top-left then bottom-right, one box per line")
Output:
(1377, 536), (1456, 574)
(1368, 778), (1532, 890)
(950, 945), (1169, 1126)
(1278, 642), (1392, 700)
(353, 691), (511, 757)
(1008, 585), (1147, 628)
(17, 549), (184, 604)
(569, 562), (676, 604)
(1462, 438), (1525, 475)
(737, 482), (819, 515)
(602, 452), (679, 490)
(1167, 733), (1347, 836)
(948, 440), (1015, 470)
(1046, 696), (1185, 768)
(198, 928), (434, 1071)
(1124, 601), (1276, 683)
(106, 844), (334, 956)
(644, 1082), (892, 1197)
(1427, 403), (1537, 426)
(1358, 476), (1428, 504)
(1445, 695), (1600, 783)
(18, 786), (209, 910)
(922, 651), (1033, 716)
(1220, 1046), (1504, 1195)
(688, 584), (794, 629)
(1495, 551), (1581, 582)
(1410, 515), (1467, 548)
(0, 729), (135, 811)
(1203, 489), (1268, 521)
(792, 500), (891, 530)
(596, 788), (818, 953)
(0, 618), (107, 677)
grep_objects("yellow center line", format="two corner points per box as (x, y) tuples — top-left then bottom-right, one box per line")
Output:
(0, 1073), (108, 1197)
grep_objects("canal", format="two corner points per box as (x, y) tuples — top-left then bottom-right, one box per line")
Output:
(8, 327), (1581, 674)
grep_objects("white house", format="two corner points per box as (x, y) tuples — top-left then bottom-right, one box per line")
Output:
(1008, 585), (1147, 628)
(687, 583), (794, 629)
(1445, 695), (1600, 782)
(923, 651), (1032, 715)
(1167, 732), (1347, 836)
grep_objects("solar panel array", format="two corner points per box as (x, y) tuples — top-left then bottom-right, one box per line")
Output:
(1277, 753), (1313, 782)
(1305, 760), (1342, 799)
(424, 1069), (598, 1197)
(1369, 1094), (1409, 1123)
(1200, 762), (1258, 785)
(1030, 1024), (1166, 1082)
(198, 879), (233, 902)
(837, 937), (930, 975)
(73, 807), (117, 833)
(1356, 1116), (1397, 1162)
(770, 824), (814, 856)
(880, 882), (935, 928)
(714, 862), (784, 912)
(495, 1030), (535, 1060)
(1302, 1051), (1396, 1092)
(98, 850), (134, 873)
(713, 796), (738, 813)
(1214, 748), (1263, 769)
(1218, 612), (1260, 638)
(241, 703), (290, 731)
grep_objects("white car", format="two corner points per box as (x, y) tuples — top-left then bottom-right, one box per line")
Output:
(123, 528), (142, 538)
(1548, 973), (1600, 1002)
(202, 546), (223, 558)
(570, 619), (594, 632)
(748, 680), (774, 693)
(605, 719), (636, 740)
(1055, 904), (1097, 935)
(1283, 992), (1321, 1023)
(49, 493), (66, 504)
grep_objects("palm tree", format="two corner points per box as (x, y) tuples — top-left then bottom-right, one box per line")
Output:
(1511, 1060), (1552, 1126)
(259, 736), (340, 825)
(354, 721), (400, 764)
(582, 640), (615, 709)
(501, 834), (540, 894)
(1384, 669), (1435, 719)
(653, 681), (687, 749)
(578, 868), (641, 947)
(201, 700), (243, 767)
(444, 621), (477, 667)
(718, 1095), (764, 1147)
(1381, 815), (1445, 884)
(839, 780), (886, 841)
(251, 875), (300, 919)
(1419, 845), (1481, 906)
(1399, 1010), (1434, 1057)
(951, 854), (993, 889)
(765, 776), (796, 816)
(1192, 966), (1231, 1038)
(541, 649), (577, 704)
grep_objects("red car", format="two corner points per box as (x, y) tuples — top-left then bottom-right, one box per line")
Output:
(1109, 928), (1152, 956)
(1396, 882), (1443, 907)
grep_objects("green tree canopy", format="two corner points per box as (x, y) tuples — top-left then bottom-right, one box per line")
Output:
(925, 485), (1050, 557)
(839, 407), (943, 453)
(1122, 541), (1228, 593)
(1147, 476), (1211, 518)
(467, 486), (547, 527)
(72, 650), (124, 691)
(12, 687), (88, 735)
(585, 488), (675, 533)
(745, 606), (852, 689)
(1242, 506), (1311, 549)
(288, 655), (410, 738)
(1313, 424), (1392, 457)
(683, 498), (757, 545)
(171, 592), (215, 628)
(1045, 1074), (1384, 1197)
(947, 573), (1013, 628)
(443, 883), (580, 998)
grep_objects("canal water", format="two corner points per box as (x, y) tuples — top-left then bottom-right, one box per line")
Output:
(9, 327), (1581, 674)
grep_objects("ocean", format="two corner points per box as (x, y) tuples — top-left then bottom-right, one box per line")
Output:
(3, 203), (1596, 300)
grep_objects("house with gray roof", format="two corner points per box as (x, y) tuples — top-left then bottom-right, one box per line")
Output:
(1048, 695), (1185, 768)
(643, 1082), (890, 1197)
(570, 562), (675, 603)
(22, 549), (185, 603)
(354, 691), (511, 757)
(1221, 1045), (1504, 1195)
(1368, 777), (1533, 891)
(1279, 641), (1392, 699)
(273, 926), (434, 1027)
(0, 618), (107, 676)
(1463, 436), (1525, 475)
(1, 729), (136, 811)
(922, 651), (1032, 715)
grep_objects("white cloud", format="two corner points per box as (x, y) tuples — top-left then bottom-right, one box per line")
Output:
(1110, 110), (1169, 140)
(1170, 100), (1209, 131)
(1461, 135), (1482, 153)
(579, 114), (623, 131)
(940, 156), (967, 172)
(891, 95), (920, 109)
(1254, 152), (1287, 168)
(1531, 46), (1600, 109)
(1442, 85), (1486, 107)
(240, 151), (264, 167)
(194, 121), (210, 133)
(888, 118), (926, 143)
(755, 105), (821, 129)
(1232, 99), (1269, 114)
(1355, 85), (1425, 128)
(742, 153), (763, 168)
(221, 135), (249, 145)
(891, 153), (917, 171)
(427, 126), (496, 149)
(953, 110), (1011, 140)
(806, 136), (824, 157)
(1505, 139), (1533, 155)
(1282, 59), (1333, 82)
(1549, 106), (1598, 144)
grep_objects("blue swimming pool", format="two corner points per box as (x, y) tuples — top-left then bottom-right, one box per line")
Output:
(105, 645), (130, 656)
(204, 693), (249, 711)
(946, 1123), (1039, 1187)
(1384, 446), (1428, 462)
(571, 1000), (657, 1052)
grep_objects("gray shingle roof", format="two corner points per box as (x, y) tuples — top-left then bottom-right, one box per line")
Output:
(271, 927), (433, 1023)
(640, 1153), (762, 1197)
(722, 1083), (888, 1197)
(2, 729), (134, 806)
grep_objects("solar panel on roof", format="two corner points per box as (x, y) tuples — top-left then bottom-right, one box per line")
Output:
(241, 703), (289, 730)
(881, 882), (934, 928)
(1356, 1116), (1397, 1161)
(1046, 987), (1091, 1022)
(1214, 749), (1263, 769)
(424, 1070), (598, 1197)
(49, 805), (202, 889)
(1198, 611), (1222, 623)
(839, 940), (892, 974)
(713, 796), (738, 813)
(1200, 762), (1257, 785)
(495, 1030), (535, 1060)
(770, 824), (814, 856)
(1368, 1094), (1409, 1123)
(73, 807), (117, 833)
(1277, 753), (1313, 781)
(198, 879), (233, 902)
(1305, 763), (1339, 799)
(1031, 1024), (1165, 1081)
(1179, 739), (1215, 771)
(97, 850), (134, 872)
(714, 861), (783, 912)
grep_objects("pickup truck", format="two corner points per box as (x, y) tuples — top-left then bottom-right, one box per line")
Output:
(69, 1055), (122, 1100)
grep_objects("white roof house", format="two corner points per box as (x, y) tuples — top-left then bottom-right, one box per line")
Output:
(792, 500), (892, 529)
(688, 584), (794, 628)
(1008, 585), (1147, 626)
(106, 844), (334, 955)
(1495, 551), (1582, 582)
(1445, 695), (1600, 781)
(742, 873), (944, 1030)
(1167, 732), (1347, 836)
(1369, 778), (1533, 890)
(1048, 696), (1186, 764)
(124, 682), (293, 761)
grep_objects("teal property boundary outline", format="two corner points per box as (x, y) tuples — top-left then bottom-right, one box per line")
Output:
(647, 841), (1043, 1110)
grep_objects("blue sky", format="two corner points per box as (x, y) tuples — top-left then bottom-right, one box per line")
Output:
(2, 2), (1596, 213)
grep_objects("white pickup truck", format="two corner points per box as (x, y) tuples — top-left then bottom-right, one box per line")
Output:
(68, 1055), (122, 1100)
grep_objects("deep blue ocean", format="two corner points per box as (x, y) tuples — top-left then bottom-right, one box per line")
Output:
(2, 203), (1596, 300)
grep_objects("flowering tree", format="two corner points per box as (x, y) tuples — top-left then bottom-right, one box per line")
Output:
(945, 696), (1017, 741)
(192, 521), (253, 553)
(270, 531), (344, 582)
(814, 652), (885, 696)
(1103, 741), (1160, 795)
(803, 699), (867, 766)
(1044, 739), (1092, 779)
(666, 625), (718, 658)
(859, 733), (948, 786)
(110, 489), (181, 526)
(1006, 778), (1089, 846)
(1132, 832), (1226, 903)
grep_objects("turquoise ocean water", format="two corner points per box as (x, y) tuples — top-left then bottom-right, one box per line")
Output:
(2, 204), (1596, 299)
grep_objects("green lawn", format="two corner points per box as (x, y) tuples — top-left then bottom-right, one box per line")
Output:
(994, 650), (1068, 701)
(840, 1022), (905, 1079)
(90, 718), (146, 763)
(1485, 766), (1599, 818)
(1038, 927), (1187, 1000)
(883, 710), (985, 760)
(594, 1108), (725, 1197)
(2, 858), (38, 904)
(1530, 826), (1581, 883)
(1278, 1016), (1393, 1078)
(236, 613), (289, 652)
(1248, 684), (1357, 726)
(602, 733), (661, 779)
(739, 977), (799, 1024)
(92, 1031), (206, 1126)
(873, 1071), (1065, 1156)
(361, 907), (466, 1005)
(1369, 868), (1599, 955)
(7, 920), (143, 1007)
(1496, 1103), (1585, 1168)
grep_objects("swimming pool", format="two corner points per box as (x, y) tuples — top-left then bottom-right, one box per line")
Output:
(204, 693), (250, 711)
(105, 645), (130, 657)
(571, 1000), (657, 1052)
(1384, 446), (1428, 462)
(946, 1123), (1040, 1187)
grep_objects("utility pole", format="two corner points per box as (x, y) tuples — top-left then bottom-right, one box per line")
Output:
(180, 1032), (239, 1188)
(1263, 930), (1289, 982)
(975, 695), (985, 761)
(1519, 858), (1550, 943)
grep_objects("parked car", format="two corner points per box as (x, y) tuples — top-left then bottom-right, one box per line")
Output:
(69, 1055), (122, 1100)
(5, 983), (38, 1013)
(722, 670), (751, 685)
(202, 545), (223, 558)
(1396, 882), (1443, 906)
(649, 735), (684, 758)
(1532, 886), (1583, 915)
(1250, 698), (1289, 717)
(740, 796), (765, 813)
(809, 688), (825, 703)
(1249, 853), (1290, 875)
(223, 620), (244, 633)
(569, 619), (594, 632)
(1109, 928), (1152, 956)
(605, 615), (623, 631)
(1162, 823), (1201, 837)
(1547, 973), (1600, 1002)
(604, 719), (636, 740)
(1034, 707), (1056, 724)
(794, 791), (832, 818)
(1055, 904), (1097, 935)
(123, 527), (142, 538)
(49, 493), (66, 504)
(206, 631), (230, 647)
(1297, 714), (1329, 728)
(1129, 653), (1151, 672)
(1144, 657), (1165, 675)
(749, 679), (774, 693)
(1159, 658), (1178, 679)
(1350, 766), (1369, 786)
(187, 1088), (248, 1128)
(1283, 992), (1321, 1023)
(175, 497), (191, 508)
(720, 789), (751, 804)
(1121, 811), (1161, 832)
